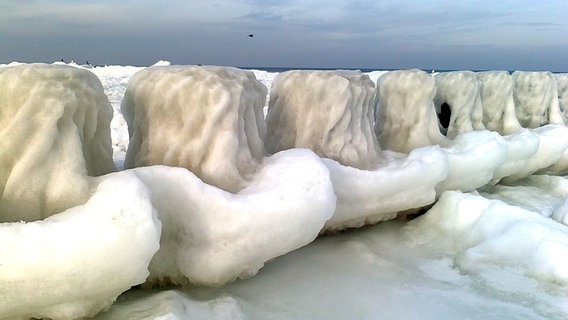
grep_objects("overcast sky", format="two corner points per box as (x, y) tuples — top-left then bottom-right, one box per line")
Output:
(1, 0), (567, 71)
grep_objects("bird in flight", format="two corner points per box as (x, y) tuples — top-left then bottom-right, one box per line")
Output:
(248, 34), (254, 38)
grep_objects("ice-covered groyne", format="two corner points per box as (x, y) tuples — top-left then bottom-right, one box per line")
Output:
(2, 62), (568, 320)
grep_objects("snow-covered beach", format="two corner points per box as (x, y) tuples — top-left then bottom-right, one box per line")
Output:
(1, 61), (568, 319)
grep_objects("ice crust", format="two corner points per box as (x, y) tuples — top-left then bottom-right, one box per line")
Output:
(0, 64), (116, 222)
(434, 71), (485, 139)
(0, 172), (161, 320)
(122, 65), (267, 192)
(266, 70), (381, 170)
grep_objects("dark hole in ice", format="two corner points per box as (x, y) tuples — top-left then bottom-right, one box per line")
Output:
(438, 102), (451, 132)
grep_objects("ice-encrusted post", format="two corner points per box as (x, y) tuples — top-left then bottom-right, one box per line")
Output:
(512, 71), (564, 128)
(122, 65), (267, 192)
(375, 69), (447, 153)
(477, 71), (522, 135)
(0, 64), (116, 222)
(434, 71), (485, 139)
(266, 70), (381, 169)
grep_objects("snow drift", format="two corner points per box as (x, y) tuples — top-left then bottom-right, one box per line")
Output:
(0, 64), (116, 222)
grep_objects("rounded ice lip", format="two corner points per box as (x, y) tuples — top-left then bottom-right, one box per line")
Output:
(132, 148), (336, 287)
(0, 172), (161, 320)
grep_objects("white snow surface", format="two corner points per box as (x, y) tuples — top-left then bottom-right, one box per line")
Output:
(1, 62), (568, 320)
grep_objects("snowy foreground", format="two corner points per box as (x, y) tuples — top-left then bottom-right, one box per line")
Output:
(1, 61), (568, 320)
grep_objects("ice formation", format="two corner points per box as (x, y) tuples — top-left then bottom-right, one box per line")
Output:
(130, 149), (335, 287)
(265, 70), (381, 170)
(0, 64), (116, 222)
(512, 71), (564, 128)
(477, 71), (522, 135)
(0, 172), (161, 320)
(122, 65), (267, 192)
(406, 190), (568, 287)
(434, 71), (485, 139)
(375, 69), (447, 153)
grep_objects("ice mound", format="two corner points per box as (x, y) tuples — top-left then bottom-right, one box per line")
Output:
(322, 146), (448, 231)
(512, 71), (564, 128)
(122, 65), (267, 192)
(556, 73), (568, 117)
(434, 71), (485, 139)
(0, 172), (161, 320)
(375, 69), (447, 153)
(406, 191), (568, 288)
(265, 70), (381, 170)
(0, 64), (116, 222)
(477, 71), (522, 135)
(130, 149), (335, 287)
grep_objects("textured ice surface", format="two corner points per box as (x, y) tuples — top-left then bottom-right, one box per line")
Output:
(266, 70), (381, 170)
(0, 64), (115, 222)
(434, 71), (485, 139)
(512, 71), (564, 128)
(122, 65), (267, 192)
(477, 71), (522, 135)
(375, 69), (447, 153)
(0, 172), (161, 320)
(131, 149), (335, 287)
